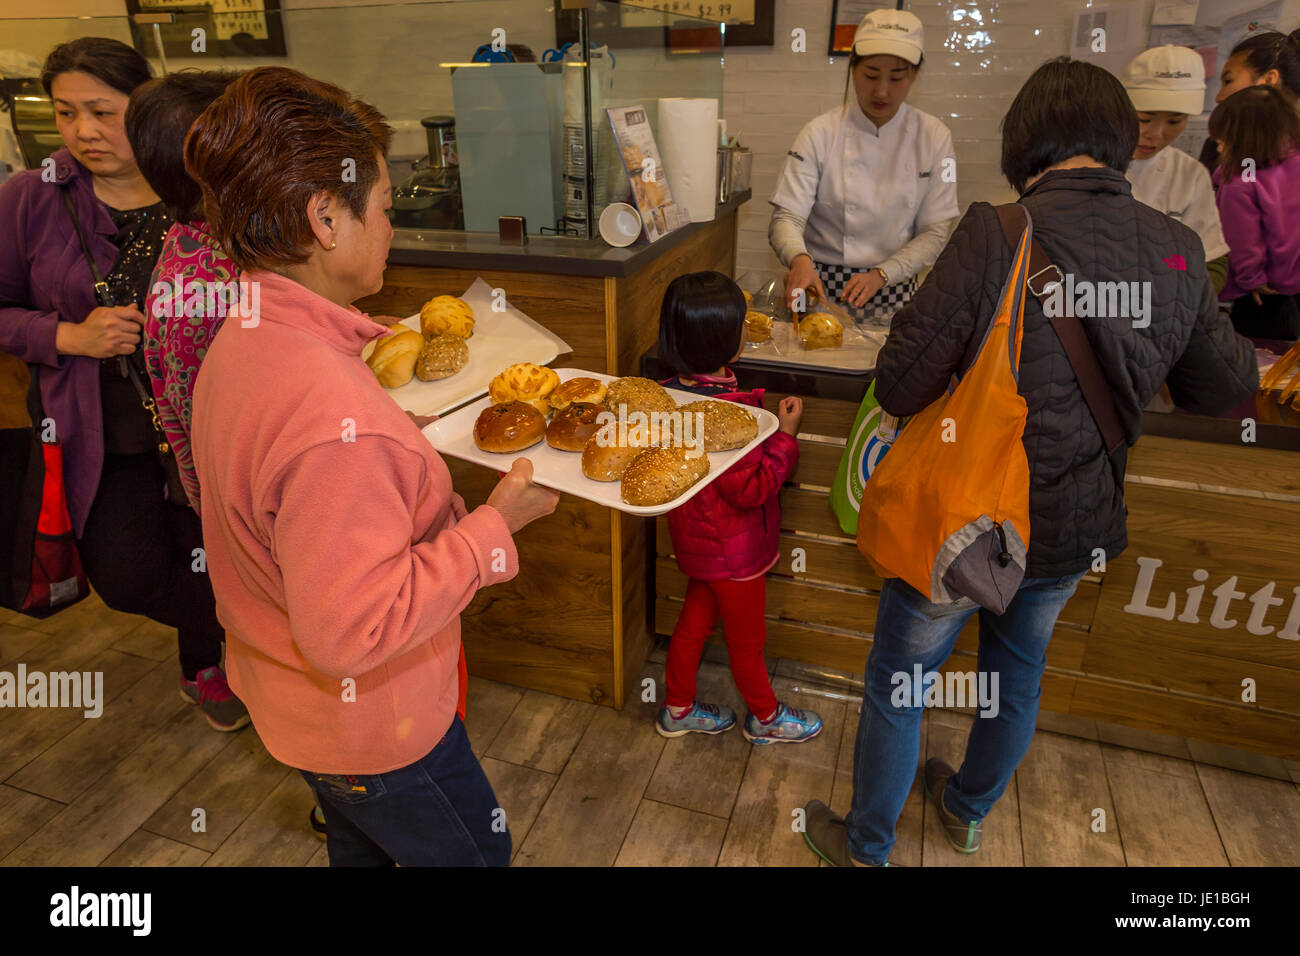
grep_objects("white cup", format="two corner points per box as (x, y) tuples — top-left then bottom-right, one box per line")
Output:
(599, 202), (642, 247)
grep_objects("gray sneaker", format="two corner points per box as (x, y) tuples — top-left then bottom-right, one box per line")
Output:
(179, 665), (251, 732)
(924, 758), (982, 854)
(800, 800), (888, 867)
(655, 700), (735, 738)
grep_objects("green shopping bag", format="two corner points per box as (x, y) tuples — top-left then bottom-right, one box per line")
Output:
(829, 380), (903, 535)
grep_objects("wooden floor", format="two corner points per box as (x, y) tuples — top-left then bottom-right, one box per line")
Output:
(2, 593), (1299, 867)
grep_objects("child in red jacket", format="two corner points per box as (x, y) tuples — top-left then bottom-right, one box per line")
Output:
(656, 272), (822, 744)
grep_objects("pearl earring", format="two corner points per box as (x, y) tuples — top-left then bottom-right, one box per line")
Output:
(329, 240), (337, 249)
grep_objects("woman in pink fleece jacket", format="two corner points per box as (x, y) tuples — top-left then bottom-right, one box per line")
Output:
(185, 67), (557, 867)
(1209, 85), (1300, 339)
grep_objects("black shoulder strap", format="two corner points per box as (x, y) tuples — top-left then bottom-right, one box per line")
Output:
(59, 189), (112, 308)
(994, 203), (1126, 457)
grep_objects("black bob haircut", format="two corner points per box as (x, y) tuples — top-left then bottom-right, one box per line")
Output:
(41, 36), (151, 98)
(657, 271), (746, 378)
(1000, 57), (1138, 194)
(126, 70), (241, 222)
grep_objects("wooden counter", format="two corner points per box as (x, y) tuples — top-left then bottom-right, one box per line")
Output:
(651, 387), (1300, 761)
(357, 198), (744, 709)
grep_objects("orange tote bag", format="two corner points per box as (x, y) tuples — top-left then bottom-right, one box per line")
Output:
(856, 208), (1035, 614)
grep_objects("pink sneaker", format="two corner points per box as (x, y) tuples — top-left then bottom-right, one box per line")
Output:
(179, 666), (250, 732)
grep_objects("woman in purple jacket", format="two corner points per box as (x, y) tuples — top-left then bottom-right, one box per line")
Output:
(1209, 84), (1300, 339)
(0, 38), (246, 731)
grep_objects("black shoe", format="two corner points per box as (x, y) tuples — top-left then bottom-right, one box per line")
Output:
(801, 800), (887, 866)
(924, 758), (981, 854)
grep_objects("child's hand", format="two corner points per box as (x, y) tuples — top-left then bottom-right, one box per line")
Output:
(777, 396), (803, 435)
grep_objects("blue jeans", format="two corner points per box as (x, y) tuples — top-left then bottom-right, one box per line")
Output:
(300, 716), (510, 866)
(845, 573), (1085, 865)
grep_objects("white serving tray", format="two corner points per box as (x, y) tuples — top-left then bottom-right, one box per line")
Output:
(376, 277), (571, 416)
(422, 369), (780, 516)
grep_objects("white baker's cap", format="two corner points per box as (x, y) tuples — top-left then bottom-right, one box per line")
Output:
(1123, 45), (1206, 115)
(852, 9), (924, 65)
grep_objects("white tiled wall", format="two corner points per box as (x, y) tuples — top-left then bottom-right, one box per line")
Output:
(722, 0), (1120, 275)
(10, 0), (1299, 273)
(724, 0), (1300, 275)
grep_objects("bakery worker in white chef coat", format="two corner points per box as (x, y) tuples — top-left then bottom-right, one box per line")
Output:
(769, 9), (959, 325)
(1122, 45), (1231, 294)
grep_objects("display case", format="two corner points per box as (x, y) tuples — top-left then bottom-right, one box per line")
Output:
(1, 1), (727, 241)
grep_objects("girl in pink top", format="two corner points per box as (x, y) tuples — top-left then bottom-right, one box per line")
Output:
(185, 67), (557, 867)
(1209, 85), (1300, 339)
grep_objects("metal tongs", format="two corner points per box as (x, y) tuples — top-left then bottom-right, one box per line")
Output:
(1259, 341), (1300, 409)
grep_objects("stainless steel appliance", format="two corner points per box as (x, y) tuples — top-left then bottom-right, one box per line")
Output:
(391, 115), (464, 230)
(2, 78), (61, 170)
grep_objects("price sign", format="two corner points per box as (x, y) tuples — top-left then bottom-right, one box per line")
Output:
(618, 0), (755, 24)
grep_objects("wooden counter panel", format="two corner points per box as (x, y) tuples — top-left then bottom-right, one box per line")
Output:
(1089, 483), (1300, 672)
(1129, 434), (1300, 494)
(447, 460), (617, 704)
(652, 597), (1079, 717)
(358, 265), (608, 372)
(612, 211), (736, 377)
(616, 510), (653, 709)
(0, 351), (29, 429)
(791, 438), (845, 487)
(768, 392), (859, 438)
(1080, 631), (1300, 712)
(1068, 676), (1300, 759)
(654, 558), (1089, 672)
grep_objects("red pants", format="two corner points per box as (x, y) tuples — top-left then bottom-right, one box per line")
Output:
(665, 575), (778, 719)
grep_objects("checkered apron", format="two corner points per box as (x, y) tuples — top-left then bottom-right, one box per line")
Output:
(813, 260), (918, 326)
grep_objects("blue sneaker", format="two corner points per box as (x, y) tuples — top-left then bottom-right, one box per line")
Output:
(656, 700), (736, 738)
(743, 702), (822, 745)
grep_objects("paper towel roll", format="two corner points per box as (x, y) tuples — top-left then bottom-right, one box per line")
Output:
(658, 97), (718, 223)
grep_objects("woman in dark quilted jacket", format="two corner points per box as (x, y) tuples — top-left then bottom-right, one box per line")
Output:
(654, 272), (823, 746)
(803, 58), (1258, 867)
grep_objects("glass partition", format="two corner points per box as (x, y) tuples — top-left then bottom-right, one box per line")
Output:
(1, 1), (726, 241)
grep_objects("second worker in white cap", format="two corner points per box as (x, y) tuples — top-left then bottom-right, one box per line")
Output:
(1122, 44), (1230, 294)
(769, 9), (959, 326)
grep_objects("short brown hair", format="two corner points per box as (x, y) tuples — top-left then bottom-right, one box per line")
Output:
(126, 70), (240, 222)
(1209, 84), (1300, 180)
(183, 67), (392, 271)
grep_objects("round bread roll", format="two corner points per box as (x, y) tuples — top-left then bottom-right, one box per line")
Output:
(799, 312), (843, 350)
(546, 402), (604, 452)
(744, 310), (773, 344)
(604, 376), (676, 418)
(548, 376), (608, 412)
(415, 333), (470, 381)
(366, 327), (423, 388)
(620, 446), (710, 507)
(581, 427), (652, 481)
(420, 295), (475, 338)
(473, 401), (546, 453)
(677, 399), (759, 452)
(489, 362), (561, 416)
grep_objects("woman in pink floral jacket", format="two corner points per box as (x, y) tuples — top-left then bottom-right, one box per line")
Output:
(128, 70), (240, 513)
